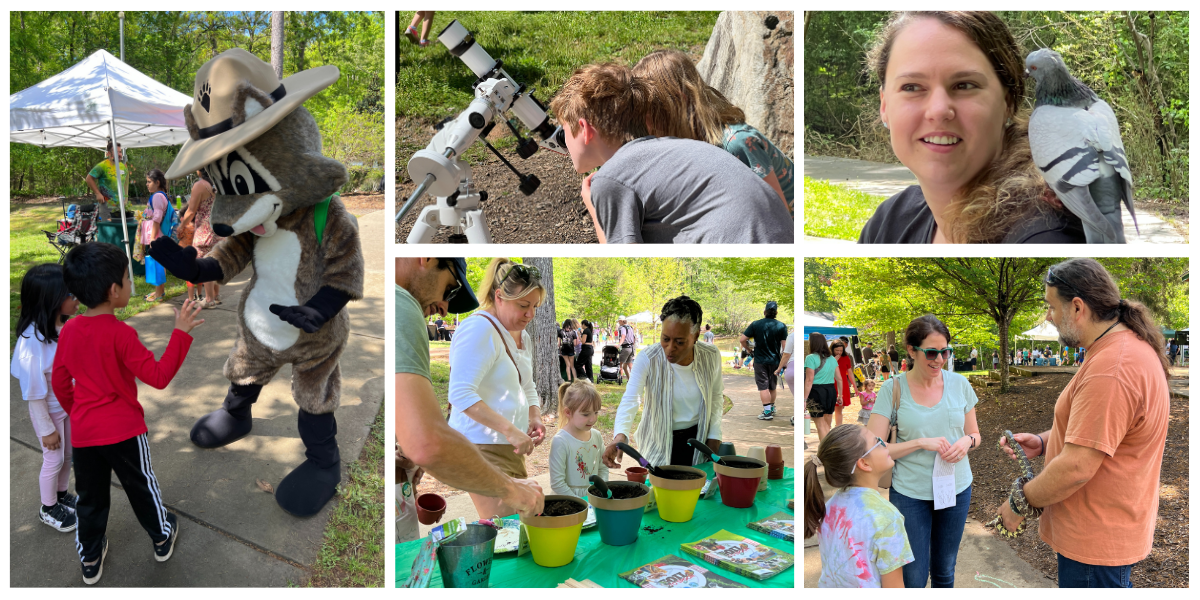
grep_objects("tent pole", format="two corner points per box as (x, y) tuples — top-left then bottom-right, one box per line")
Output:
(109, 120), (136, 295)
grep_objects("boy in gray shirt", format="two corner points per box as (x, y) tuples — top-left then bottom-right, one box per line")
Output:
(550, 63), (794, 244)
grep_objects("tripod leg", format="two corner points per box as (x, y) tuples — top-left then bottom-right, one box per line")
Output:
(406, 206), (440, 243)
(462, 209), (492, 243)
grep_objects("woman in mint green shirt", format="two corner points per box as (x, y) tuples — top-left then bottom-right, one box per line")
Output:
(803, 333), (844, 442)
(866, 315), (981, 588)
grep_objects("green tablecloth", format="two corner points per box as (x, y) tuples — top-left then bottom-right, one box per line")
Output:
(396, 464), (795, 588)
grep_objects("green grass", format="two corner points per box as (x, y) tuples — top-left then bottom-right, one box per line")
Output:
(721, 365), (755, 378)
(397, 11), (720, 122)
(307, 404), (385, 587)
(802, 176), (888, 240)
(9, 202), (188, 349)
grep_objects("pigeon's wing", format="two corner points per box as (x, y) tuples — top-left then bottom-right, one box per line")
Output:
(1029, 104), (1117, 240)
(1090, 99), (1138, 233)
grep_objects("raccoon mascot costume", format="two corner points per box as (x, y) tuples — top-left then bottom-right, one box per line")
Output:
(150, 49), (364, 517)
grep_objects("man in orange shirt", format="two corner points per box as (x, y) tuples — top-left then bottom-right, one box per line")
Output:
(996, 258), (1171, 587)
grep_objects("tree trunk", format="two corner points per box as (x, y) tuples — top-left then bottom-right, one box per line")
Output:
(524, 257), (560, 418)
(998, 318), (1010, 393)
(270, 11), (285, 79)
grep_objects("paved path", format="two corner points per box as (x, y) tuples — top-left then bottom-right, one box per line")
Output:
(416, 372), (795, 537)
(801, 400), (1056, 588)
(804, 155), (1186, 244)
(9, 210), (385, 586)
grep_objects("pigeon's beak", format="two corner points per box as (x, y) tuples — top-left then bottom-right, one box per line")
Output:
(1024, 68), (1030, 78)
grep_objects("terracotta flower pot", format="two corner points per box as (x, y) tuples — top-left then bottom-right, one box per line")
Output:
(416, 493), (447, 525)
(765, 444), (785, 480)
(625, 466), (649, 483)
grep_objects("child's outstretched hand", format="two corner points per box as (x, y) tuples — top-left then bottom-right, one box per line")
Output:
(174, 298), (206, 333)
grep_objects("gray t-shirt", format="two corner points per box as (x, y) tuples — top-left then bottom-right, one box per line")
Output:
(590, 136), (794, 244)
(395, 285), (431, 381)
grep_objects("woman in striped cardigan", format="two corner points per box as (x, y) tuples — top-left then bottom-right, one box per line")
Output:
(603, 295), (725, 468)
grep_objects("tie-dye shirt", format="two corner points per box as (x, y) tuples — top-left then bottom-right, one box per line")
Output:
(88, 158), (130, 206)
(722, 123), (794, 214)
(818, 486), (913, 588)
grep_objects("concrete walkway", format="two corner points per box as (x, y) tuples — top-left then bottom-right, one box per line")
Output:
(801, 405), (1056, 588)
(804, 155), (1186, 244)
(9, 210), (386, 586)
(417, 372), (795, 537)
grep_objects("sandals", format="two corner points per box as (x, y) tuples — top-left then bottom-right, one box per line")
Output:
(405, 25), (419, 43)
(144, 293), (164, 302)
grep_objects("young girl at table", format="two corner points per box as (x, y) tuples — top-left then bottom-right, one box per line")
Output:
(805, 424), (912, 587)
(10, 264), (81, 533)
(548, 380), (607, 498)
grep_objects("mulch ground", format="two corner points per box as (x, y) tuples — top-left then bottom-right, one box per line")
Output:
(967, 372), (1189, 588)
(395, 118), (598, 244)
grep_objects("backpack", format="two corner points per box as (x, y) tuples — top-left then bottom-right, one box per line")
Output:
(152, 192), (178, 239)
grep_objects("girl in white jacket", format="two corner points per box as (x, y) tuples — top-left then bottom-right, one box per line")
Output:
(10, 264), (80, 532)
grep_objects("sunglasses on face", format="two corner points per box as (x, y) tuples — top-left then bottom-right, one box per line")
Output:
(851, 436), (888, 474)
(442, 261), (462, 304)
(497, 263), (541, 288)
(913, 346), (954, 360)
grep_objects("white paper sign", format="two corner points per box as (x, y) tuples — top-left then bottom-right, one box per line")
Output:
(932, 454), (957, 510)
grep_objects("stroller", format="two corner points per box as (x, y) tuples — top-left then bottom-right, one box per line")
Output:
(44, 199), (98, 262)
(597, 345), (624, 385)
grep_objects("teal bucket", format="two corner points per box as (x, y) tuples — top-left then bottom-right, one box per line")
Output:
(587, 482), (650, 546)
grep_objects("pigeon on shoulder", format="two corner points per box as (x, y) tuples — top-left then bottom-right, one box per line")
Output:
(1026, 48), (1136, 243)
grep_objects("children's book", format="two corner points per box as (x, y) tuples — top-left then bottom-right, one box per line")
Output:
(748, 511), (795, 541)
(619, 555), (747, 588)
(680, 530), (794, 581)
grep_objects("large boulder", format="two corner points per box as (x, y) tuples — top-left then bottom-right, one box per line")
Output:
(697, 11), (794, 157)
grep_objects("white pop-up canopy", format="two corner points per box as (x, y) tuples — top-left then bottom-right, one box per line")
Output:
(1018, 321), (1059, 342)
(10, 49), (192, 149)
(10, 49), (192, 289)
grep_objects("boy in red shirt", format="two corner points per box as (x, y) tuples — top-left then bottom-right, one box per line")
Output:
(52, 242), (205, 585)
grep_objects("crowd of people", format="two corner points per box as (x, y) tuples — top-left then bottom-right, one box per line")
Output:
(805, 259), (1172, 588)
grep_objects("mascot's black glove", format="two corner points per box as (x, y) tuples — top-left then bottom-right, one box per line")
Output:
(270, 286), (352, 333)
(148, 237), (224, 284)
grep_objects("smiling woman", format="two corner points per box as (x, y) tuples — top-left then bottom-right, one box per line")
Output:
(858, 11), (1087, 244)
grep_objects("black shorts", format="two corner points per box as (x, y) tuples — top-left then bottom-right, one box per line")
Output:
(754, 361), (779, 391)
(880, 364), (890, 373)
(806, 383), (837, 418)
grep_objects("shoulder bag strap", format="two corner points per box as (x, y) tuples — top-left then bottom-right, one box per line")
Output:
(479, 313), (522, 386)
(889, 374), (902, 443)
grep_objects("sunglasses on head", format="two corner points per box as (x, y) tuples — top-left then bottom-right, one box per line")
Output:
(1045, 268), (1082, 301)
(498, 263), (541, 288)
(912, 346), (953, 360)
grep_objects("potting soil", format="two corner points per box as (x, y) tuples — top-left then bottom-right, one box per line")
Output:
(541, 499), (587, 517)
(654, 471), (703, 480)
(592, 483), (648, 499)
(719, 460), (763, 469)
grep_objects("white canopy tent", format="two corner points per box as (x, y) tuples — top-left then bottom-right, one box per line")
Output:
(1018, 321), (1059, 341)
(626, 310), (656, 324)
(10, 49), (192, 290)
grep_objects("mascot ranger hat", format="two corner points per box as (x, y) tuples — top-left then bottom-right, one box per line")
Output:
(167, 48), (339, 180)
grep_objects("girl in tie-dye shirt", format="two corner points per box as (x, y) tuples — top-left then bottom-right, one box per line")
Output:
(805, 424), (913, 587)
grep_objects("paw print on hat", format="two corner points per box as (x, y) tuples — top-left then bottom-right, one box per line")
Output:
(198, 81), (212, 113)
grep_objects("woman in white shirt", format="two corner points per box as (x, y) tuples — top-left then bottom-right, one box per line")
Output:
(602, 296), (725, 469)
(447, 259), (548, 519)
